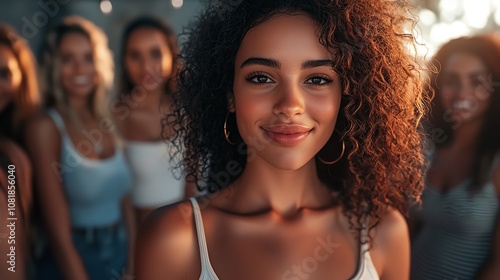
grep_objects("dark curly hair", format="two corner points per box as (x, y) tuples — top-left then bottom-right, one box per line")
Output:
(426, 35), (500, 193)
(168, 0), (428, 232)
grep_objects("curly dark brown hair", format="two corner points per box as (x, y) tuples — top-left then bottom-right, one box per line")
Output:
(168, 0), (428, 231)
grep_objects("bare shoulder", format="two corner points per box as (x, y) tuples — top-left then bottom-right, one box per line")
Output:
(135, 199), (199, 280)
(0, 139), (30, 169)
(370, 209), (410, 280)
(24, 113), (59, 139)
(371, 208), (408, 244)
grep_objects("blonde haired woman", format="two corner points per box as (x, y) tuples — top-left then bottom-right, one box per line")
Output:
(25, 16), (134, 280)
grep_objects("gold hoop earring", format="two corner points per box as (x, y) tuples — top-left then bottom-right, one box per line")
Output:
(317, 140), (345, 165)
(224, 112), (237, 145)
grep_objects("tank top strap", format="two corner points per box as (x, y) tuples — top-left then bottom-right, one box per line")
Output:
(190, 197), (217, 275)
(352, 216), (379, 279)
(46, 108), (68, 138)
(358, 217), (372, 267)
(360, 225), (369, 252)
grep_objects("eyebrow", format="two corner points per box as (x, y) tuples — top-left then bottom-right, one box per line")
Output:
(301, 59), (334, 69)
(444, 70), (489, 79)
(240, 57), (334, 70)
(241, 57), (280, 69)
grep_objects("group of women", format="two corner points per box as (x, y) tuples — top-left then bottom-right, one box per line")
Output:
(0, 0), (499, 279)
(0, 15), (186, 280)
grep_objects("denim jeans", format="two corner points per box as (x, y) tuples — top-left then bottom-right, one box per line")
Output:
(36, 224), (128, 280)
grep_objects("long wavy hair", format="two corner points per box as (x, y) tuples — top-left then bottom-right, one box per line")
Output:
(0, 24), (39, 232)
(0, 25), (40, 141)
(40, 16), (114, 119)
(426, 35), (500, 192)
(118, 16), (179, 98)
(169, 0), (428, 232)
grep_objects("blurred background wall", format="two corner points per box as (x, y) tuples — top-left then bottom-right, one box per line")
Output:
(0, 0), (205, 71)
(0, 0), (499, 65)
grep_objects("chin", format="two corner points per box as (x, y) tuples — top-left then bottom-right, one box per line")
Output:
(66, 87), (95, 98)
(462, 114), (486, 124)
(266, 156), (314, 171)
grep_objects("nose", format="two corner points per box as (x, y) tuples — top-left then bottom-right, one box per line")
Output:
(455, 80), (478, 99)
(273, 82), (305, 118)
(74, 60), (84, 73)
(73, 59), (91, 74)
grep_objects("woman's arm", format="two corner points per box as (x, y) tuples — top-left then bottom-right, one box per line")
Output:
(476, 167), (500, 280)
(121, 195), (136, 276)
(0, 186), (25, 280)
(25, 115), (89, 280)
(476, 218), (500, 280)
(376, 209), (410, 280)
(0, 141), (32, 280)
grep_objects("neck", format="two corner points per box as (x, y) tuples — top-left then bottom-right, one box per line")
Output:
(65, 94), (92, 117)
(134, 86), (166, 110)
(448, 118), (484, 152)
(223, 157), (334, 217)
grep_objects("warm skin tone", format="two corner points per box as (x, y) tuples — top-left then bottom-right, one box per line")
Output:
(0, 44), (22, 111)
(25, 32), (134, 280)
(426, 52), (500, 279)
(0, 43), (30, 280)
(116, 27), (192, 224)
(136, 15), (409, 280)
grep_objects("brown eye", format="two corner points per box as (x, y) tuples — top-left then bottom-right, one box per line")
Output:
(305, 75), (333, 86)
(61, 54), (72, 64)
(127, 50), (140, 61)
(0, 68), (11, 79)
(84, 53), (93, 63)
(151, 48), (162, 59)
(246, 75), (272, 84)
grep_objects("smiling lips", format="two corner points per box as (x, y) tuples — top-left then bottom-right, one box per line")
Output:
(262, 124), (312, 146)
(453, 100), (474, 111)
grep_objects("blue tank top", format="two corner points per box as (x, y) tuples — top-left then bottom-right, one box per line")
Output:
(47, 109), (132, 227)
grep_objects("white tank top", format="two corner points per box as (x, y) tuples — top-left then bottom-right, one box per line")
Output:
(125, 140), (184, 208)
(189, 197), (380, 280)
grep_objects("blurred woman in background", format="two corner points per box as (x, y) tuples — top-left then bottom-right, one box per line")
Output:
(25, 16), (134, 280)
(114, 17), (189, 225)
(0, 24), (39, 280)
(411, 35), (500, 280)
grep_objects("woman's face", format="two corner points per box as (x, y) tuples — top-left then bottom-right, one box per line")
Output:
(233, 14), (342, 170)
(0, 44), (22, 112)
(58, 32), (96, 98)
(440, 52), (492, 124)
(124, 27), (173, 90)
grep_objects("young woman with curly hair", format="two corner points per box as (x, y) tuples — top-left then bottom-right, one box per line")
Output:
(136, 0), (427, 279)
(0, 24), (40, 280)
(411, 35), (500, 280)
(24, 16), (134, 280)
